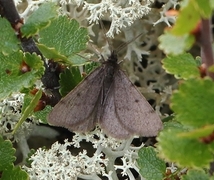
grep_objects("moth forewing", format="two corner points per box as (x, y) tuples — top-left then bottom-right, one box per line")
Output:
(48, 66), (104, 132)
(114, 69), (162, 136)
(98, 82), (132, 139)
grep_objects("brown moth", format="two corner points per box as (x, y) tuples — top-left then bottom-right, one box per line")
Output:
(48, 48), (162, 139)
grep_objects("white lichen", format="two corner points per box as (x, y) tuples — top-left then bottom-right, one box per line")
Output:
(17, 0), (154, 38)
(0, 93), (59, 161)
(23, 127), (145, 179)
(0, 93), (27, 140)
(153, 0), (179, 26)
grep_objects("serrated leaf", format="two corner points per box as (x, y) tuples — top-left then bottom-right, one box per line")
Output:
(171, 78), (214, 127)
(34, 105), (52, 123)
(21, 2), (58, 38)
(59, 67), (82, 96)
(13, 89), (42, 133)
(162, 53), (200, 79)
(0, 136), (16, 171)
(158, 32), (195, 55)
(38, 16), (88, 61)
(1, 165), (29, 180)
(137, 147), (166, 180)
(0, 18), (19, 55)
(157, 126), (213, 168)
(0, 52), (44, 100)
(181, 169), (209, 180)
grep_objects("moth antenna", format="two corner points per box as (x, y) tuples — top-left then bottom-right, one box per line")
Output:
(87, 21), (113, 62)
(99, 20), (113, 53)
(75, 53), (91, 62)
(116, 32), (145, 53)
(87, 41), (105, 62)
(99, 20), (146, 55)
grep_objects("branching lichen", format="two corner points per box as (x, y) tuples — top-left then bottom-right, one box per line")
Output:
(23, 127), (145, 179)
(16, 0), (154, 38)
(0, 93), (59, 161)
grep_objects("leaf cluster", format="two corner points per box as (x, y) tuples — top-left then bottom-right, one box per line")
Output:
(0, 136), (29, 179)
(138, 0), (214, 179)
(0, 2), (89, 124)
(0, 2), (89, 179)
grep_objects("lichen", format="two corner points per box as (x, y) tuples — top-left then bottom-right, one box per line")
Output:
(23, 127), (144, 179)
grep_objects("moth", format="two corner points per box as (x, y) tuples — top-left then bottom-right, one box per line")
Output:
(48, 47), (162, 139)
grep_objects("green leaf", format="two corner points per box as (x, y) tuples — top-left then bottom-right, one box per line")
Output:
(157, 125), (213, 168)
(59, 61), (99, 96)
(34, 105), (52, 124)
(178, 124), (214, 139)
(171, 78), (214, 127)
(137, 147), (166, 180)
(22, 91), (32, 113)
(158, 32), (195, 55)
(21, 2), (58, 38)
(163, 120), (184, 130)
(59, 67), (82, 96)
(181, 169), (209, 180)
(161, 115), (175, 123)
(84, 61), (100, 74)
(162, 53), (200, 79)
(0, 18), (20, 55)
(38, 16), (88, 61)
(68, 54), (91, 66)
(192, 0), (212, 18)
(171, 1), (200, 35)
(36, 43), (68, 62)
(195, 56), (202, 66)
(0, 136), (16, 171)
(22, 89), (51, 123)
(1, 165), (29, 180)
(208, 65), (214, 73)
(172, 0), (211, 36)
(12, 89), (42, 134)
(211, 0), (214, 9)
(0, 52), (44, 100)
(25, 149), (36, 165)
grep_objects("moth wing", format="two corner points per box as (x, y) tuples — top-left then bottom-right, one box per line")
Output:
(114, 70), (162, 137)
(48, 67), (104, 132)
(99, 84), (131, 139)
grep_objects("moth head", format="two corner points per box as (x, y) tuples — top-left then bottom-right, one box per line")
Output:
(107, 50), (118, 63)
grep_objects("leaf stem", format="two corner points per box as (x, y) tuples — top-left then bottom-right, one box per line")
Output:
(0, 0), (20, 25)
(200, 18), (214, 79)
